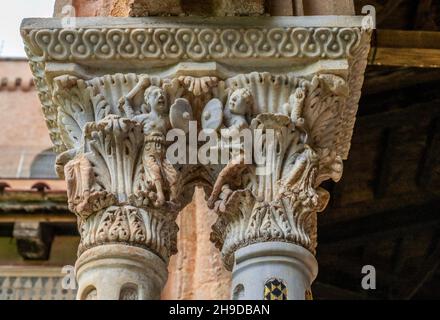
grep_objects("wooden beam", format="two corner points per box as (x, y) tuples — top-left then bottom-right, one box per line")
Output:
(370, 30), (440, 68)
(375, 29), (440, 49)
(370, 48), (440, 68)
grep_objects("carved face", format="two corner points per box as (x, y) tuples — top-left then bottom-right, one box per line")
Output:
(228, 88), (252, 115)
(144, 86), (168, 114)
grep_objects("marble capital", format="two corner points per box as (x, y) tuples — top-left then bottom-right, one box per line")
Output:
(21, 16), (371, 298)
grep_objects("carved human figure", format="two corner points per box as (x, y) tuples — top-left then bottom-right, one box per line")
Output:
(208, 88), (254, 208)
(283, 87), (306, 131)
(64, 154), (94, 217)
(121, 84), (178, 207)
(223, 88), (253, 136)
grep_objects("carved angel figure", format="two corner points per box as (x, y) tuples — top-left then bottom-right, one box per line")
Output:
(223, 88), (253, 136)
(208, 88), (254, 209)
(120, 84), (178, 207)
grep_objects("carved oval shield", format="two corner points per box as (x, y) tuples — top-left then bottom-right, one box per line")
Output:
(170, 98), (193, 133)
(202, 98), (223, 131)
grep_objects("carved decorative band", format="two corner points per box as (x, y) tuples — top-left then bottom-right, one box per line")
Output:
(78, 206), (178, 262)
(22, 27), (363, 62)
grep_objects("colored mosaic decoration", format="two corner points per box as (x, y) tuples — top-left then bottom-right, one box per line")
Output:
(264, 278), (288, 300)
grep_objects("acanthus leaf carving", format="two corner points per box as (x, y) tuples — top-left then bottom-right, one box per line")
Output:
(20, 17), (372, 300)
(50, 76), (182, 261)
(78, 205), (177, 261)
(208, 72), (350, 270)
(21, 18), (370, 270)
(50, 69), (357, 269)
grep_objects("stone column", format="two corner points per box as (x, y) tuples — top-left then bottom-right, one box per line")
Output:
(207, 72), (356, 300)
(204, 26), (371, 300)
(231, 242), (317, 300)
(21, 16), (371, 300)
(45, 77), (184, 299)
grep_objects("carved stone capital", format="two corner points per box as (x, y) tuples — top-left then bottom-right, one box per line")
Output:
(21, 16), (371, 299)
(50, 74), (190, 263)
(208, 73), (349, 270)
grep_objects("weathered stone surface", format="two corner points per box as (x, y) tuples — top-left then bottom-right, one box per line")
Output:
(303, 0), (355, 15)
(267, 0), (294, 16)
(213, 0), (265, 16)
(20, 16), (369, 155)
(113, 0), (184, 17)
(54, 0), (110, 17)
(75, 244), (167, 299)
(21, 14), (370, 300)
(207, 73), (349, 270)
(54, 0), (261, 17)
(265, 0), (356, 16)
(54, 0), (354, 17)
(232, 242), (317, 300)
(50, 75), (185, 263)
(163, 188), (231, 299)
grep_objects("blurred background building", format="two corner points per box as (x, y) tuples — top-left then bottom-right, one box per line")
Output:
(0, 58), (77, 300)
(0, 0), (439, 299)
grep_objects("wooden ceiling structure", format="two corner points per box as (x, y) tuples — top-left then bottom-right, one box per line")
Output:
(313, 0), (440, 299)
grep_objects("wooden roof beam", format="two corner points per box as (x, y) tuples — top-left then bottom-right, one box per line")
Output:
(369, 29), (440, 68)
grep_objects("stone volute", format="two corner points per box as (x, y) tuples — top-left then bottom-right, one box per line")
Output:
(21, 16), (371, 300)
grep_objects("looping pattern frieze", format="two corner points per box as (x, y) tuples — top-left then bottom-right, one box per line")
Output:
(22, 27), (363, 61)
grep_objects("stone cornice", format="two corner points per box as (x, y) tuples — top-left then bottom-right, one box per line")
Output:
(21, 17), (367, 63)
(20, 17), (371, 158)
